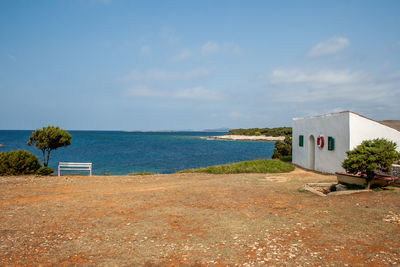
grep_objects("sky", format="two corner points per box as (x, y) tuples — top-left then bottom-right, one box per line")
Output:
(1, 0), (400, 130)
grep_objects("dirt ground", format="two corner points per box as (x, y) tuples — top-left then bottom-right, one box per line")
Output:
(1, 167), (400, 266)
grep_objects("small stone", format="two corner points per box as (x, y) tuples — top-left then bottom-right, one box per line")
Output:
(335, 184), (347, 191)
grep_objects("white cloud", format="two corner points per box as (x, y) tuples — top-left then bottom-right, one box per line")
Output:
(173, 49), (192, 61)
(274, 81), (393, 104)
(201, 41), (241, 55)
(225, 42), (241, 54)
(201, 41), (219, 54)
(390, 71), (400, 78)
(309, 37), (350, 57)
(265, 67), (400, 108)
(126, 87), (164, 98)
(174, 86), (222, 100)
(127, 86), (223, 101)
(122, 68), (211, 82)
(268, 68), (363, 86)
(140, 45), (151, 54)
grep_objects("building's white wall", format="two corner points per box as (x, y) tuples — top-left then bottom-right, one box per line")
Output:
(292, 112), (350, 173)
(349, 113), (400, 152)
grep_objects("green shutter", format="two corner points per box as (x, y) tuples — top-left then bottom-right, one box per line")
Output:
(299, 135), (304, 147)
(328, 136), (335, 151)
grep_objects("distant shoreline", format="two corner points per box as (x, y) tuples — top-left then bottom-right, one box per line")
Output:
(204, 135), (285, 142)
(123, 130), (229, 133)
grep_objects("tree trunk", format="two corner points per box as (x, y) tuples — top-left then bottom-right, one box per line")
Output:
(366, 171), (374, 190)
(366, 179), (372, 189)
(42, 150), (47, 167)
(46, 149), (51, 168)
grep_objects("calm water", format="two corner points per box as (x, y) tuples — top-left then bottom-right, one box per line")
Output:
(0, 131), (274, 175)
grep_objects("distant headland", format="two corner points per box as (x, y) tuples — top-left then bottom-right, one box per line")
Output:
(205, 135), (285, 141)
(205, 127), (292, 142)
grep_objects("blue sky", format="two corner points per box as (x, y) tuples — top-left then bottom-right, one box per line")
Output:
(1, 0), (400, 130)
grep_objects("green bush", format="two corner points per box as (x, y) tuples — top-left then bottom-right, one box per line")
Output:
(272, 135), (292, 159)
(342, 138), (400, 189)
(36, 167), (54, 176)
(0, 150), (41, 176)
(280, 155), (292, 162)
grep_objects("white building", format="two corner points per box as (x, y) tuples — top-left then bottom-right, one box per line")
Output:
(292, 111), (400, 174)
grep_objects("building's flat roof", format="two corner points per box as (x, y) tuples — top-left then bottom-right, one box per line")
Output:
(293, 111), (400, 133)
(293, 110), (351, 121)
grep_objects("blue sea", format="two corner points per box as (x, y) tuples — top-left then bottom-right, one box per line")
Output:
(0, 131), (275, 175)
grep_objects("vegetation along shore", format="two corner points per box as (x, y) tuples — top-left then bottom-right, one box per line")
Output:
(207, 127), (292, 141)
(206, 135), (285, 141)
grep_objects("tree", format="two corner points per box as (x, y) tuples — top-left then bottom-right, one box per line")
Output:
(27, 126), (72, 167)
(342, 138), (400, 189)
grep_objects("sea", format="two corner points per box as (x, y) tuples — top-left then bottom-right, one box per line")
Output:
(0, 131), (275, 175)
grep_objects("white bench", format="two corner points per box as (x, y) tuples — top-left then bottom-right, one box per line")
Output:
(58, 162), (92, 176)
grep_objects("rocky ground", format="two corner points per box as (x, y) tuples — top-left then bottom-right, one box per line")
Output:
(1, 168), (400, 266)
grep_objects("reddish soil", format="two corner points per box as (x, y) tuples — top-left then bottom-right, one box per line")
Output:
(1, 168), (400, 266)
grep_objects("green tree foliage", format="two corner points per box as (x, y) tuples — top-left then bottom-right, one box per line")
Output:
(342, 138), (400, 189)
(272, 135), (292, 160)
(27, 126), (72, 167)
(0, 150), (41, 175)
(228, 127), (292, 137)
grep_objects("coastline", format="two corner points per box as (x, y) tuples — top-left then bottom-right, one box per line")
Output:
(205, 135), (285, 141)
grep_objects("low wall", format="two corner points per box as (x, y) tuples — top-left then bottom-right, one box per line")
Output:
(392, 164), (400, 177)
(393, 164), (400, 186)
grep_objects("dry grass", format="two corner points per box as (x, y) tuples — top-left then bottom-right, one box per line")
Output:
(1, 168), (400, 266)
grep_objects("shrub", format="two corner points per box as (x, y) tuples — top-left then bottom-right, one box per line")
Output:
(342, 138), (400, 189)
(272, 135), (292, 159)
(280, 155), (292, 162)
(255, 131), (261, 136)
(36, 167), (54, 176)
(0, 150), (41, 176)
